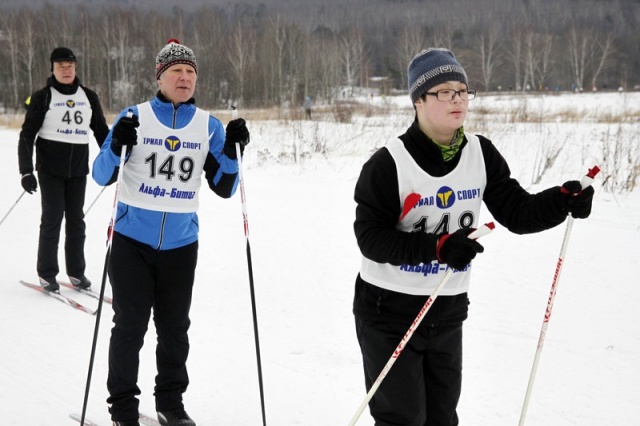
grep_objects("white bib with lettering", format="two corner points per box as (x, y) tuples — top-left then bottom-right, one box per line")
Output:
(359, 134), (487, 296)
(38, 87), (92, 144)
(119, 102), (210, 213)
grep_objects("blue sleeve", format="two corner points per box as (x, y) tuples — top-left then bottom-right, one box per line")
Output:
(204, 116), (240, 197)
(209, 117), (238, 174)
(92, 106), (139, 186)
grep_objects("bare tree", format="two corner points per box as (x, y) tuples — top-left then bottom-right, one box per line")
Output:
(98, 13), (114, 110)
(227, 21), (256, 107)
(397, 27), (426, 91)
(16, 10), (38, 97)
(79, 7), (91, 86)
(536, 32), (554, 90)
(590, 31), (616, 90)
(476, 27), (501, 91)
(41, 4), (72, 51)
(0, 11), (21, 107)
(285, 23), (307, 108)
(567, 25), (591, 91)
(506, 23), (524, 91)
(192, 6), (225, 108)
(433, 23), (455, 50)
(339, 28), (366, 95)
(315, 35), (341, 102)
(522, 26), (538, 91)
(0, 0), (639, 113)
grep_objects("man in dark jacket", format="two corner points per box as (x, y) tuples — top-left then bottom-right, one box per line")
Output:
(353, 48), (595, 426)
(18, 47), (109, 292)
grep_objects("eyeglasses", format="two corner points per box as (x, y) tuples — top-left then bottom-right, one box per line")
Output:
(424, 89), (476, 101)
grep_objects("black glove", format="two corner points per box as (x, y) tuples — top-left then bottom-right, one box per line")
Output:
(436, 228), (484, 270)
(223, 118), (250, 159)
(560, 180), (594, 219)
(21, 173), (38, 194)
(110, 114), (139, 156)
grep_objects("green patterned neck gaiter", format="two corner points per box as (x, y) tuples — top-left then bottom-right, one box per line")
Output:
(433, 127), (464, 162)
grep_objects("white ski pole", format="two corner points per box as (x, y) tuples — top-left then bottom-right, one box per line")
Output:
(233, 106), (267, 426)
(348, 222), (496, 426)
(518, 165), (600, 426)
(0, 191), (26, 228)
(84, 186), (107, 216)
(80, 111), (133, 426)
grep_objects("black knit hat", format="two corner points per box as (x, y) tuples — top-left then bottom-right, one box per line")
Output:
(50, 47), (76, 63)
(407, 48), (468, 103)
(50, 47), (77, 71)
(155, 39), (198, 79)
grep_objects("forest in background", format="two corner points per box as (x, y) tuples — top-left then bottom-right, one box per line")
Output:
(1, 0), (639, 112)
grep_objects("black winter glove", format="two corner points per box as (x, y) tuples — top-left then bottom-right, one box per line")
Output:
(110, 114), (140, 156)
(21, 173), (38, 194)
(223, 118), (250, 159)
(560, 180), (594, 219)
(436, 228), (485, 270)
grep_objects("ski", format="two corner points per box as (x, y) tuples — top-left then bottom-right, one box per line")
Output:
(59, 281), (113, 304)
(70, 412), (160, 425)
(69, 412), (100, 425)
(139, 413), (161, 425)
(20, 280), (96, 315)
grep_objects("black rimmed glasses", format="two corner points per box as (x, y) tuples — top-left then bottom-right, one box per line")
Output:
(424, 88), (477, 101)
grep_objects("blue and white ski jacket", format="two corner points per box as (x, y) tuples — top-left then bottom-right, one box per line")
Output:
(92, 94), (238, 250)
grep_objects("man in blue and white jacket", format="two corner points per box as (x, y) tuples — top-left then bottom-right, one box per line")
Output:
(92, 39), (249, 426)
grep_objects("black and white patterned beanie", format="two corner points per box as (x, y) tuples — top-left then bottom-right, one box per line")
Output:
(407, 48), (468, 103)
(155, 38), (197, 79)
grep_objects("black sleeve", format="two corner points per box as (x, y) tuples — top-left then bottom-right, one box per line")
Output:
(17, 88), (49, 175)
(84, 87), (110, 147)
(353, 147), (439, 266)
(203, 153), (238, 198)
(479, 135), (567, 234)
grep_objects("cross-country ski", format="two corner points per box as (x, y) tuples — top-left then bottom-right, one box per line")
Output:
(70, 412), (161, 425)
(20, 280), (96, 315)
(59, 280), (113, 304)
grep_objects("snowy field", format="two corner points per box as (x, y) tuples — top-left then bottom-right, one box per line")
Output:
(0, 91), (639, 425)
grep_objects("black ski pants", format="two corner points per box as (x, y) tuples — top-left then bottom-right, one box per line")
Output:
(107, 233), (198, 422)
(36, 170), (87, 279)
(355, 317), (463, 426)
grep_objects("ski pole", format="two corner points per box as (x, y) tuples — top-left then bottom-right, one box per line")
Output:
(233, 106), (267, 426)
(84, 186), (107, 216)
(348, 222), (496, 426)
(518, 165), (600, 426)
(0, 191), (26, 228)
(80, 112), (132, 426)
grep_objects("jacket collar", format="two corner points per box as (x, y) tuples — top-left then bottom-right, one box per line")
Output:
(156, 90), (196, 106)
(47, 75), (80, 95)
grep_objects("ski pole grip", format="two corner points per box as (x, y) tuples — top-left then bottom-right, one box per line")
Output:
(579, 165), (601, 189)
(468, 222), (495, 240)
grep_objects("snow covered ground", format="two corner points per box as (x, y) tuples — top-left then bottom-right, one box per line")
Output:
(1, 91), (638, 425)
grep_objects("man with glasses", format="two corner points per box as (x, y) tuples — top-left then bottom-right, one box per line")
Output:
(352, 48), (594, 425)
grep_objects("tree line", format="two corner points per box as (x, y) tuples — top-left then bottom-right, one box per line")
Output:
(0, 0), (638, 113)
